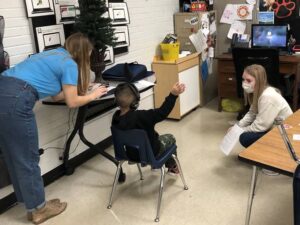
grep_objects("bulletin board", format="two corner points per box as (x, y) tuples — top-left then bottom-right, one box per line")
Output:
(27, 0), (130, 58)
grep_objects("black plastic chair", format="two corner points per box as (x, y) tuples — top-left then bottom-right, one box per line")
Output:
(107, 126), (188, 222)
(232, 47), (282, 98)
(294, 165), (300, 225)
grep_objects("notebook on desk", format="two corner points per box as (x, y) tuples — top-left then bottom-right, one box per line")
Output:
(277, 122), (300, 164)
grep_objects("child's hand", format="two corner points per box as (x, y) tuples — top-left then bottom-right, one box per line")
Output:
(171, 82), (186, 96)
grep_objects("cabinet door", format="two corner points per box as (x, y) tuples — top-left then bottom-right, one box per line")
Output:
(178, 65), (200, 115)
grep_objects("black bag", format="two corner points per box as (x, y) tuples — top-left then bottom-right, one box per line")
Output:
(294, 164), (300, 225)
(0, 16), (9, 74)
(102, 62), (154, 82)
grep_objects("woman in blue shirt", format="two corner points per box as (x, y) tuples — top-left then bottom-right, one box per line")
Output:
(0, 32), (107, 224)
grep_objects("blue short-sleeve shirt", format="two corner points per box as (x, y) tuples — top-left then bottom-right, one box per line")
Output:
(2, 47), (78, 99)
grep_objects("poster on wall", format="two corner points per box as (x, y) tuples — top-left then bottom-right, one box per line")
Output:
(259, 0), (298, 19)
(36, 24), (65, 52)
(108, 2), (130, 25)
(258, 11), (274, 24)
(54, 0), (80, 24)
(104, 46), (114, 65)
(234, 4), (253, 20)
(113, 26), (130, 48)
(25, 0), (55, 17)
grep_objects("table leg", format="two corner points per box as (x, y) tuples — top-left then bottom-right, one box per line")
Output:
(245, 166), (259, 225)
(292, 63), (300, 111)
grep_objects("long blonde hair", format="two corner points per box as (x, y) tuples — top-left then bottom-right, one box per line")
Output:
(64, 32), (93, 95)
(244, 64), (269, 113)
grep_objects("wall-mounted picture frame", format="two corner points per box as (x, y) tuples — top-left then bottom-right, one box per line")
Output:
(54, 0), (80, 24)
(104, 46), (114, 65)
(36, 24), (65, 52)
(113, 25), (130, 48)
(25, 0), (55, 17)
(108, 2), (130, 25)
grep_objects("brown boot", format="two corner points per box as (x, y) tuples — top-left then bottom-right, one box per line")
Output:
(31, 200), (67, 224)
(27, 199), (61, 221)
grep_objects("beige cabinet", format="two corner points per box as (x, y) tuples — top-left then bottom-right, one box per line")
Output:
(152, 53), (202, 119)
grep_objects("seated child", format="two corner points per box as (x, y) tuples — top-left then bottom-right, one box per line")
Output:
(112, 82), (185, 174)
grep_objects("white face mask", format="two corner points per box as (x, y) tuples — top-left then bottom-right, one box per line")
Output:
(242, 81), (254, 93)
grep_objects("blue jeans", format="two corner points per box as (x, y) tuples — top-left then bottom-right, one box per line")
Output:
(239, 131), (268, 148)
(0, 76), (45, 211)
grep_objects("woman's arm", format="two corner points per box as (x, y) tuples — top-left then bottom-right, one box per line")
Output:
(238, 107), (256, 127)
(62, 84), (107, 108)
(243, 98), (279, 132)
(51, 91), (65, 102)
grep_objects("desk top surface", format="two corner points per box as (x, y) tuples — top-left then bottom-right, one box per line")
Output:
(217, 52), (300, 63)
(238, 110), (300, 176)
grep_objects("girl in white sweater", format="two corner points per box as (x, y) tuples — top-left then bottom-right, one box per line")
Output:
(238, 64), (293, 147)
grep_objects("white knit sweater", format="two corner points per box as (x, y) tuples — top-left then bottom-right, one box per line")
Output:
(238, 87), (293, 132)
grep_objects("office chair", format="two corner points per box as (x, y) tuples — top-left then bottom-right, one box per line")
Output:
(108, 126), (188, 222)
(232, 47), (281, 98)
(232, 48), (294, 119)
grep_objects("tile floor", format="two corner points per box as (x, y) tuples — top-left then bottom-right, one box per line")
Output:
(0, 99), (293, 225)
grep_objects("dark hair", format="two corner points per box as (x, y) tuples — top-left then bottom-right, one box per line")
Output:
(114, 83), (140, 110)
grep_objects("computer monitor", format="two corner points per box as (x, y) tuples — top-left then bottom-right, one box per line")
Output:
(251, 24), (288, 50)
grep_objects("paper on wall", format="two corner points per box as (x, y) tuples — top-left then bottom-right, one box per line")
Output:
(210, 21), (216, 34)
(189, 29), (207, 53)
(220, 4), (235, 24)
(201, 13), (210, 37)
(234, 4), (253, 20)
(227, 20), (246, 39)
(208, 47), (214, 58)
(246, 0), (256, 5)
(220, 124), (245, 156)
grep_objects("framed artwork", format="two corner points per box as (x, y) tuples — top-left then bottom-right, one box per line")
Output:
(113, 26), (130, 48)
(25, 0), (55, 17)
(54, 0), (80, 24)
(36, 24), (65, 52)
(108, 2), (130, 25)
(104, 46), (114, 65)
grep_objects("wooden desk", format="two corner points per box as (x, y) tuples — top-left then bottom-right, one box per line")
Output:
(216, 53), (300, 111)
(238, 110), (300, 225)
(152, 53), (201, 119)
(43, 84), (154, 177)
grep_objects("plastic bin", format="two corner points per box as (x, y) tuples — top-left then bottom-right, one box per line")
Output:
(160, 42), (180, 61)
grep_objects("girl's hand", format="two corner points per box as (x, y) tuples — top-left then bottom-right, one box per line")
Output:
(91, 85), (108, 99)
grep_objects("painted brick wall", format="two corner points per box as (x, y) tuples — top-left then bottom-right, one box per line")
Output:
(0, 0), (179, 68)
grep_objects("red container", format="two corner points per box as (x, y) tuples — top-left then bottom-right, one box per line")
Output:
(190, 1), (207, 12)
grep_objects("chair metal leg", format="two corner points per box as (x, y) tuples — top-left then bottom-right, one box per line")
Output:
(107, 161), (124, 209)
(245, 166), (259, 225)
(172, 155), (188, 190)
(137, 163), (144, 180)
(155, 166), (166, 222)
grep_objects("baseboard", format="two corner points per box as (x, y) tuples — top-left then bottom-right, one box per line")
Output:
(0, 136), (112, 214)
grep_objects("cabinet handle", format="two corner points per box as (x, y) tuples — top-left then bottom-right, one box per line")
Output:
(228, 77), (233, 81)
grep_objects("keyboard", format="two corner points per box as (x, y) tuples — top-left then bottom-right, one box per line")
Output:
(279, 50), (289, 56)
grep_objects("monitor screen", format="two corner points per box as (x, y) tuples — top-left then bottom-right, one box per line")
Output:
(251, 24), (288, 49)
